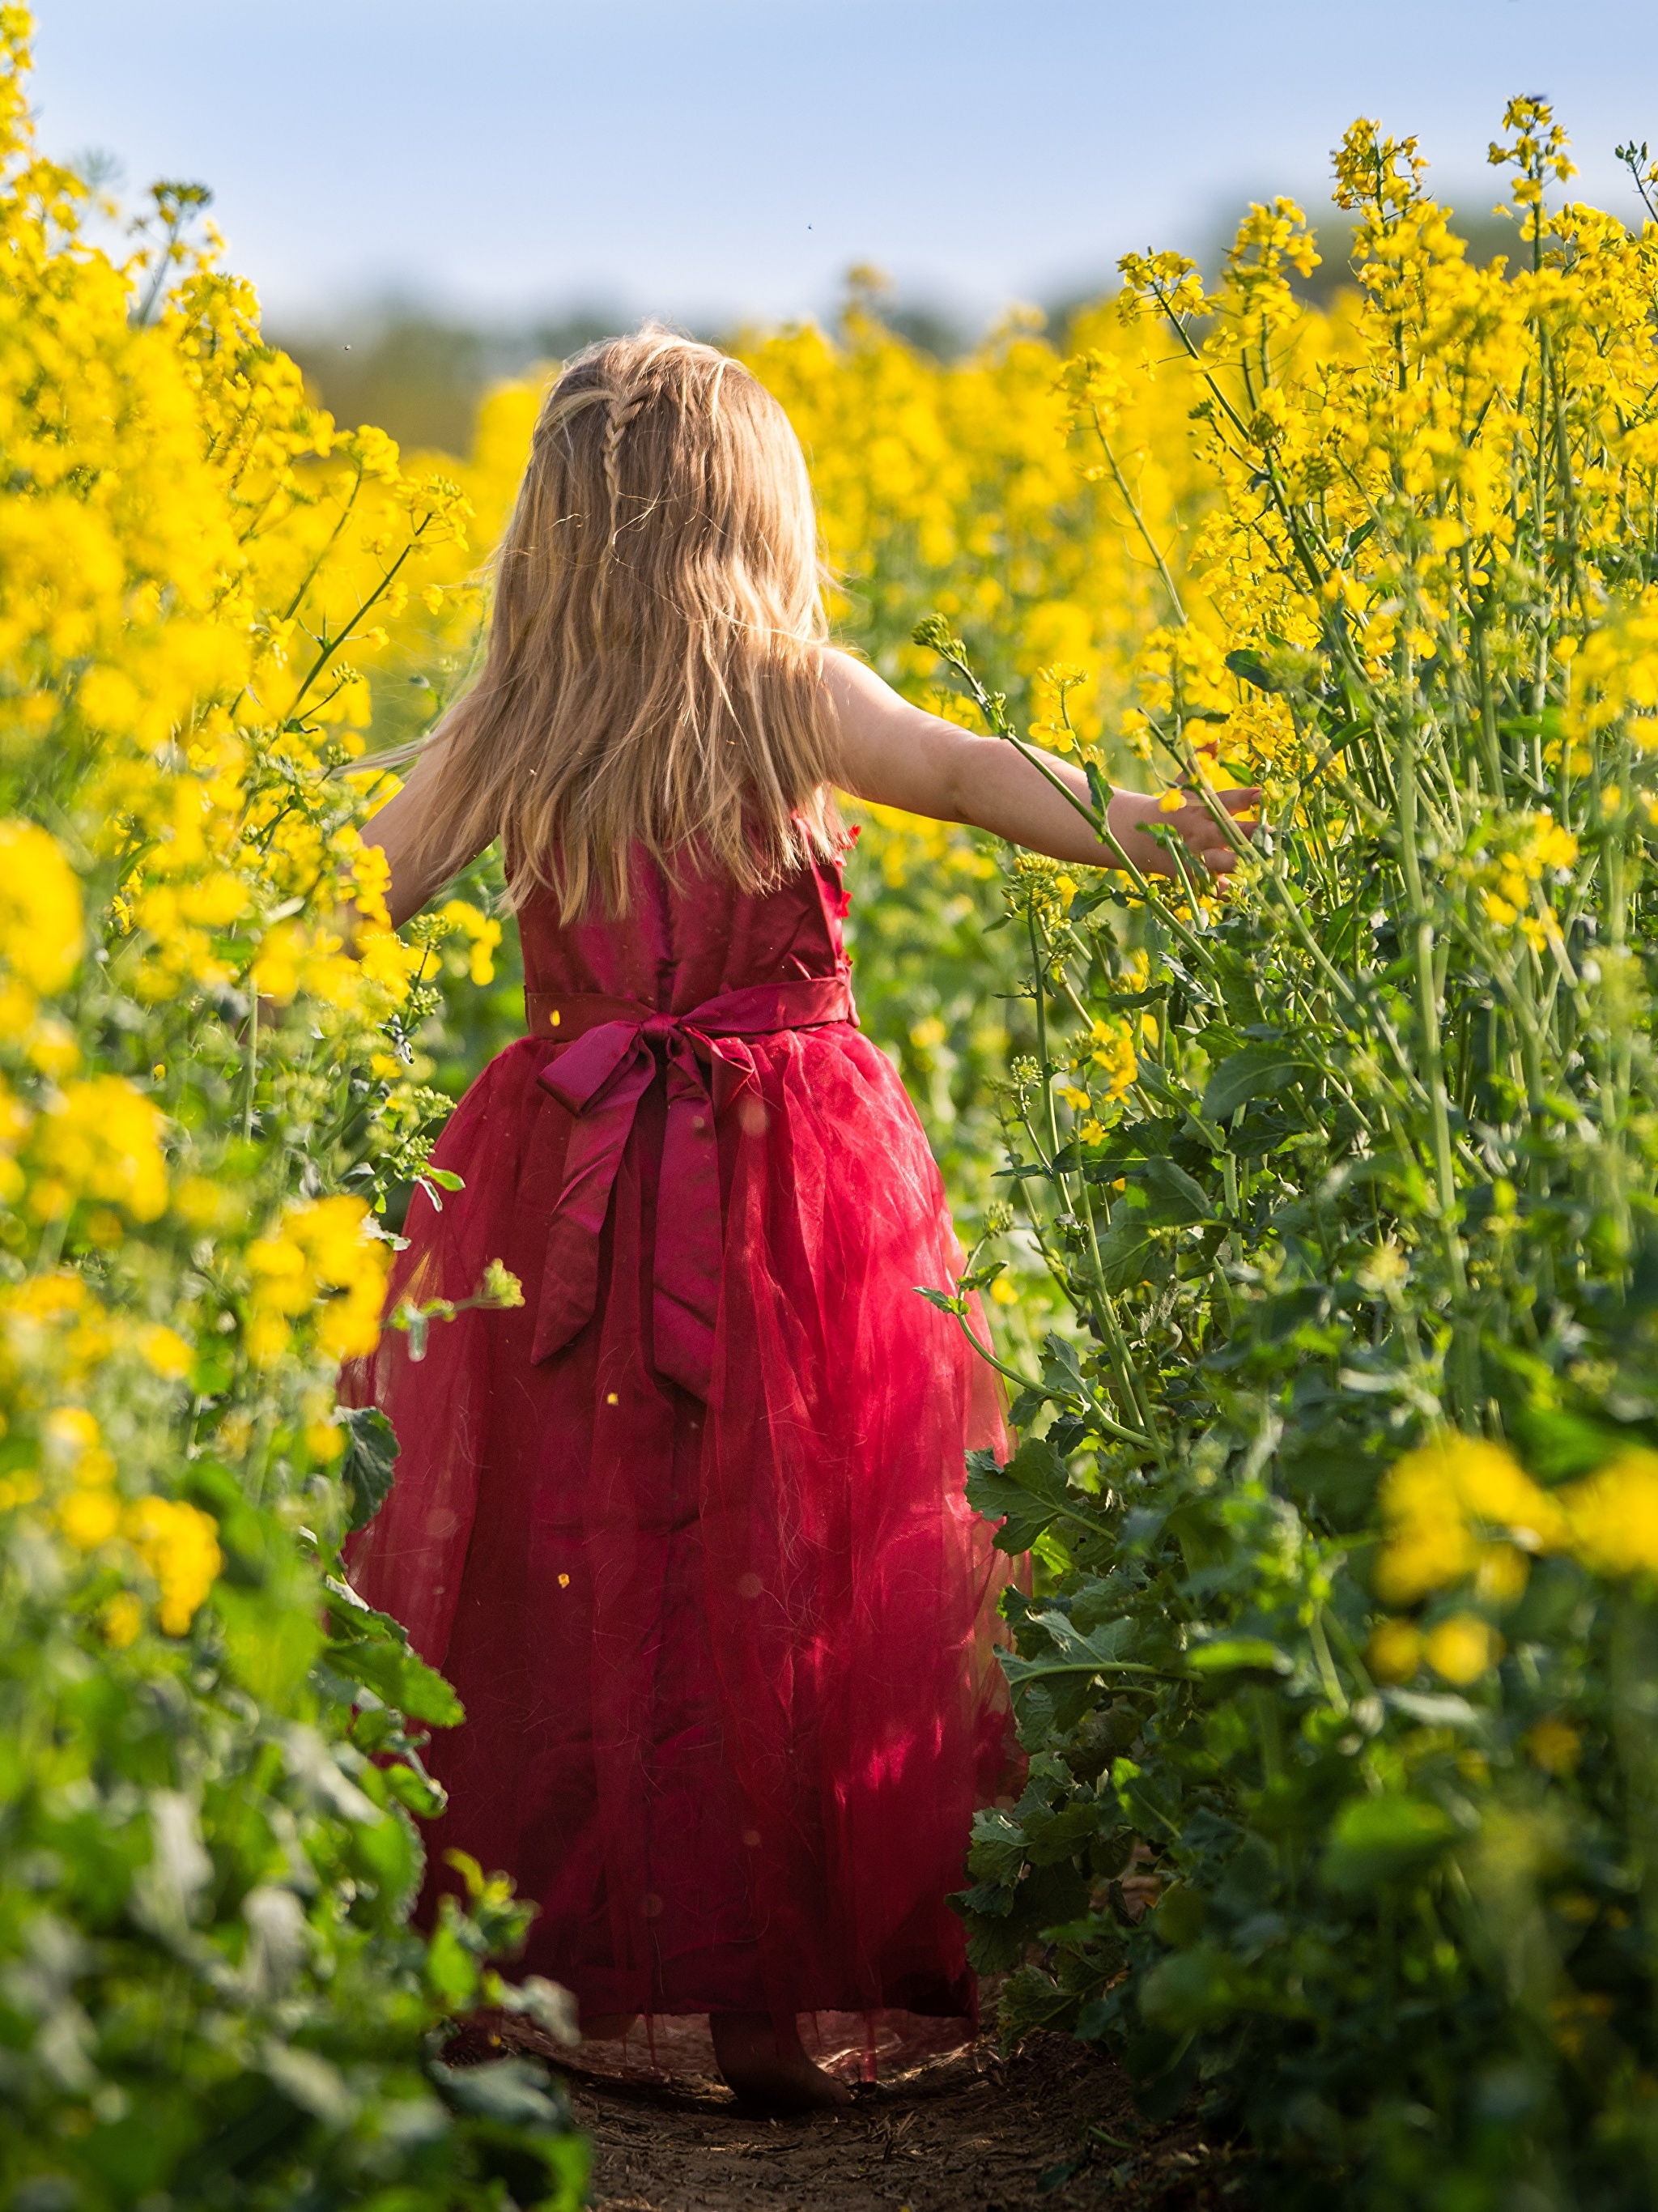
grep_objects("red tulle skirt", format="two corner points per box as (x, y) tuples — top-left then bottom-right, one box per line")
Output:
(344, 981), (1015, 2061)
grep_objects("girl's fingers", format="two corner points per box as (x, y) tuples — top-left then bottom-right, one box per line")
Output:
(1218, 785), (1262, 815)
(1189, 791), (1261, 832)
(1175, 788), (1262, 866)
(1141, 789), (1264, 880)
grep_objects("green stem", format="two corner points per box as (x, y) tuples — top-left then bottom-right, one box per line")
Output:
(243, 992), (259, 1142)
(952, 1310), (1153, 1452)
(1396, 675), (1469, 1307)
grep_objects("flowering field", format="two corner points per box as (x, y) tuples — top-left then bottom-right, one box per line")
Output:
(938, 113), (1658, 2212)
(7, 0), (1658, 2199)
(0, 14), (580, 2204)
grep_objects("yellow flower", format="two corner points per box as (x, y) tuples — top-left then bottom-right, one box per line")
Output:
(1560, 1449), (1658, 1577)
(0, 821), (83, 995)
(60, 1487), (121, 1551)
(478, 1258), (524, 1308)
(45, 1405), (114, 1482)
(1085, 1017), (1137, 1100)
(173, 1174), (244, 1231)
(247, 1194), (389, 1365)
(1424, 1613), (1503, 1685)
(101, 1592), (144, 1649)
(27, 1019), (80, 1078)
(434, 897), (503, 987)
(3, 1275), (114, 1379)
(1526, 1717), (1583, 1776)
(1376, 1436), (1569, 1606)
(1367, 1617), (1422, 1682)
(125, 1496), (223, 1635)
(29, 1077), (168, 1223)
(1473, 1543), (1529, 1605)
(135, 1324), (193, 1379)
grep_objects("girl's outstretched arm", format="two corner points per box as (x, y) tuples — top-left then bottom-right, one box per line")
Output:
(823, 649), (1257, 879)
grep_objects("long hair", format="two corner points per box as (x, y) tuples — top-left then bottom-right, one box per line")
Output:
(409, 329), (839, 917)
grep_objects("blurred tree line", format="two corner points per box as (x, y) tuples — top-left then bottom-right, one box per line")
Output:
(274, 203), (1520, 455)
(272, 287), (976, 452)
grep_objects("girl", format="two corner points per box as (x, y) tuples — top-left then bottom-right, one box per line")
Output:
(350, 330), (1252, 2112)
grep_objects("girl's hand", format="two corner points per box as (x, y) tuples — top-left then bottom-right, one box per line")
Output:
(1105, 786), (1261, 883)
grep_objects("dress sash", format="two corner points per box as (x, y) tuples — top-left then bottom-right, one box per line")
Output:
(525, 975), (856, 1396)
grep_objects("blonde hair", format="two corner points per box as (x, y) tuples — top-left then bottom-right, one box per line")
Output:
(410, 329), (840, 917)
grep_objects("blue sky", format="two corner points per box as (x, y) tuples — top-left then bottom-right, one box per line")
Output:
(31, 0), (1658, 329)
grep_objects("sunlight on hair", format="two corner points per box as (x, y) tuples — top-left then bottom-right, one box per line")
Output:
(412, 328), (840, 918)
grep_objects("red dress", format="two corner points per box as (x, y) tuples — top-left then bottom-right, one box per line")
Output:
(345, 844), (1014, 2056)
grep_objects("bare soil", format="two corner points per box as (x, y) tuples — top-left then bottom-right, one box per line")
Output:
(464, 2018), (1247, 2211)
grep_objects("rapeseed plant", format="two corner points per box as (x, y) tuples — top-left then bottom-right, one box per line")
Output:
(941, 99), (1658, 2212)
(0, 13), (580, 2204)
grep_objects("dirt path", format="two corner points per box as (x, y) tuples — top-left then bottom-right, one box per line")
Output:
(561, 2034), (1244, 2212)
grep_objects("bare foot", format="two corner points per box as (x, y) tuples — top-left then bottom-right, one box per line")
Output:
(710, 2010), (854, 2112)
(578, 2010), (639, 2042)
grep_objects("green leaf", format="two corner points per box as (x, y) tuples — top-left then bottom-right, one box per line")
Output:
(1140, 1943), (1247, 2033)
(1006, 1384), (1051, 1427)
(328, 1630), (464, 1728)
(1094, 1223), (1167, 1292)
(1041, 1331), (1086, 1394)
(424, 1916), (482, 2010)
(1320, 1793), (1458, 1895)
(1225, 647), (1282, 692)
(1002, 1966), (1080, 2044)
(351, 1799), (421, 1919)
(338, 1404), (399, 1533)
(1021, 1799), (1103, 1867)
(966, 1808), (1029, 1885)
(383, 1759), (448, 1819)
(1514, 1405), (1634, 1480)
(1201, 1042), (1306, 1123)
(215, 1586), (324, 1706)
(1135, 1155), (1213, 1226)
(1152, 1882), (1208, 1948)
(965, 1438), (1073, 1552)
(1002, 1610), (1154, 1687)
(962, 1860), (1090, 1972)
(432, 2056), (569, 2129)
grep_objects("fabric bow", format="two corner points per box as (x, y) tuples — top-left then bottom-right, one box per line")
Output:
(529, 976), (853, 1398)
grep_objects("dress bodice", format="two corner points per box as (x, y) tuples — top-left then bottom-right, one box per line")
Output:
(516, 846), (853, 1017)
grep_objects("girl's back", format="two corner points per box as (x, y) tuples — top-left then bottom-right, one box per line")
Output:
(517, 836), (850, 1015)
